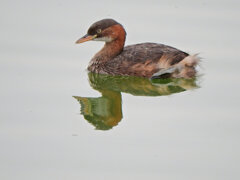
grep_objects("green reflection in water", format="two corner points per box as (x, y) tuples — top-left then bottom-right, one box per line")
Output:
(74, 73), (199, 130)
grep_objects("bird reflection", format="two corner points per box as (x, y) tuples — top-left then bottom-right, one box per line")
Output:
(74, 73), (199, 130)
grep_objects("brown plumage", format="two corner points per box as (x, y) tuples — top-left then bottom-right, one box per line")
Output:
(76, 19), (199, 79)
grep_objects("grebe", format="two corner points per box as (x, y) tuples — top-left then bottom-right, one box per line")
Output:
(76, 19), (199, 79)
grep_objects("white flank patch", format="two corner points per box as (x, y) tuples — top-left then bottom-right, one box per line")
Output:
(179, 54), (201, 67)
(151, 54), (201, 79)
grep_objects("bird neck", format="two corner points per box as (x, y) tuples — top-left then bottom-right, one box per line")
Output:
(92, 30), (126, 63)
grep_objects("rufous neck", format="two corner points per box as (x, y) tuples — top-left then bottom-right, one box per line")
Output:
(103, 37), (125, 58)
(92, 27), (126, 62)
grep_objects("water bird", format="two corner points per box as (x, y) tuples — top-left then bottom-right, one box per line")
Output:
(76, 19), (199, 79)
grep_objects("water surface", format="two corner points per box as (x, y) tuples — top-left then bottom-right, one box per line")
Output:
(0, 0), (240, 179)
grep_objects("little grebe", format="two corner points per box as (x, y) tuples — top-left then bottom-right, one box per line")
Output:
(76, 19), (199, 79)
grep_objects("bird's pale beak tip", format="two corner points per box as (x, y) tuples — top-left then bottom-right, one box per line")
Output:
(75, 34), (94, 44)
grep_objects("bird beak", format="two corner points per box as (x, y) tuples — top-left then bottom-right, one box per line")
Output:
(75, 34), (97, 44)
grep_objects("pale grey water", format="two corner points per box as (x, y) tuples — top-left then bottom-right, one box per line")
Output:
(1, 0), (240, 179)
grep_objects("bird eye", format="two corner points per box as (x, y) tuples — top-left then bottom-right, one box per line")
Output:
(97, 29), (102, 33)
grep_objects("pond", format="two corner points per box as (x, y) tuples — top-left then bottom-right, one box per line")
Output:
(74, 73), (199, 130)
(1, 0), (239, 179)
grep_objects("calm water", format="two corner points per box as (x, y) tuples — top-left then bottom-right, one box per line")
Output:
(1, 0), (240, 179)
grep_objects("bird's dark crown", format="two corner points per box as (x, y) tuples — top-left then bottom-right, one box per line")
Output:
(87, 19), (119, 35)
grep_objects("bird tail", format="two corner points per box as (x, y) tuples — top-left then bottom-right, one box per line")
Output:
(179, 54), (200, 67)
(151, 54), (200, 79)
(174, 54), (200, 78)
